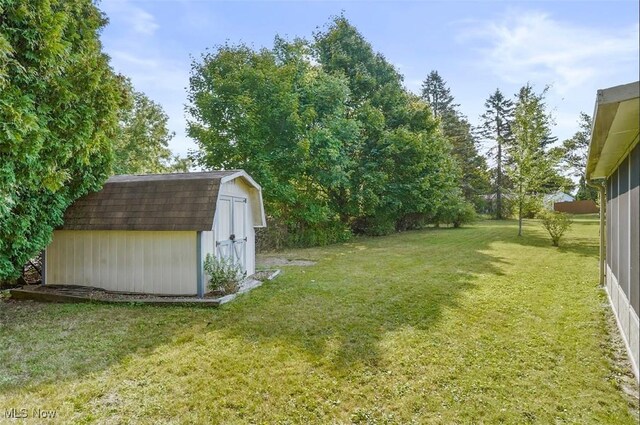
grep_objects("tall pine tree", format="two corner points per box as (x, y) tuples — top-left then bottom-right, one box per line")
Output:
(420, 71), (490, 209)
(421, 71), (458, 119)
(478, 89), (514, 219)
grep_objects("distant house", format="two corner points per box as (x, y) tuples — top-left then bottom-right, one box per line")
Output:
(586, 81), (639, 380)
(43, 171), (266, 297)
(542, 191), (574, 210)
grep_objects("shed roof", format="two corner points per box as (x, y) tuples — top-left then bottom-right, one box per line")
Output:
(61, 170), (249, 231)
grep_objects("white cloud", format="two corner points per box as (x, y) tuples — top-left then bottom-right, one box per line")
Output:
(128, 8), (158, 36)
(102, 0), (159, 36)
(460, 11), (639, 94)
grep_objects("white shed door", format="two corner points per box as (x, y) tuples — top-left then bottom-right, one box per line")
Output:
(216, 195), (247, 274)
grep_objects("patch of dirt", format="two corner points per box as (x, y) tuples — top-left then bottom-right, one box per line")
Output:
(257, 257), (316, 267)
(251, 270), (278, 281)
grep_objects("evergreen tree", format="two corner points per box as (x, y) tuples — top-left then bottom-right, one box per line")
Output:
(0, 0), (126, 280)
(478, 89), (514, 219)
(420, 71), (458, 119)
(420, 71), (490, 210)
(562, 112), (597, 200)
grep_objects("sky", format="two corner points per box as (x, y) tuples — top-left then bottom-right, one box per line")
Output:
(99, 0), (640, 159)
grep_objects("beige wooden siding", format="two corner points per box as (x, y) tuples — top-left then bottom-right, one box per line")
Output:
(219, 178), (256, 276)
(46, 230), (197, 295)
(201, 230), (215, 258)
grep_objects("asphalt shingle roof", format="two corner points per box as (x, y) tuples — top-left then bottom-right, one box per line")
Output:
(60, 171), (240, 231)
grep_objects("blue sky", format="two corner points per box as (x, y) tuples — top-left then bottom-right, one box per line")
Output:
(99, 0), (640, 158)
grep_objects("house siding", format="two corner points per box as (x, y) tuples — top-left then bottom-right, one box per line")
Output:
(605, 143), (640, 377)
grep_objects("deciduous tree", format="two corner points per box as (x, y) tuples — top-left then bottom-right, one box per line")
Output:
(187, 39), (360, 245)
(314, 18), (465, 233)
(112, 82), (175, 175)
(507, 84), (557, 236)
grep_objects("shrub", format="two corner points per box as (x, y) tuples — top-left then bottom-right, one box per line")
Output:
(433, 199), (476, 228)
(352, 213), (396, 236)
(540, 212), (572, 247)
(513, 195), (543, 219)
(452, 202), (477, 228)
(256, 218), (352, 252)
(203, 254), (243, 294)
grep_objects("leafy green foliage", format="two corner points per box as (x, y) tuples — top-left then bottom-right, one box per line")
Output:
(436, 196), (477, 228)
(188, 17), (464, 243)
(540, 211), (573, 246)
(187, 39), (358, 244)
(112, 81), (175, 175)
(203, 254), (242, 294)
(0, 0), (125, 280)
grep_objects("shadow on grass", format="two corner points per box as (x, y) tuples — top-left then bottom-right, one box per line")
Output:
(209, 222), (512, 370)
(509, 219), (599, 259)
(0, 301), (210, 393)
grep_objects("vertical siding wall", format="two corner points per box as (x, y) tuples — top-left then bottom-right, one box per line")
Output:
(46, 231), (198, 295)
(605, 143), (640, 377)
(219, 178), (256, 276)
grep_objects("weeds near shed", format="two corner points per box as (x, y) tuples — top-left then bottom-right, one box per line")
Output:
(204, 254), (242, 294)
(540, 211), (573, 246)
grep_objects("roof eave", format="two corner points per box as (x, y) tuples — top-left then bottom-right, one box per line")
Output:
(221, 171), (267, 227)
(586, 81), (640, 181)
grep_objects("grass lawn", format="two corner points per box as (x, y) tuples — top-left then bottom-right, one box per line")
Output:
(1, 218), (638, 423)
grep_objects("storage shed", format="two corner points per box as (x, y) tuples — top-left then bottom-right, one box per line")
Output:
(43, 170), (266, 297)
(586, 81), (639, 380)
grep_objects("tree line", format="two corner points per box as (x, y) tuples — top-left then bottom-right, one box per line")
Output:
(0, 3), (593, 281)
(187, 19), (473, 248)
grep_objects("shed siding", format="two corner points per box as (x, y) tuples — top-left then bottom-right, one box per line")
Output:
(605, 143), (640, 377)
(46, 230), (197, 295)
(220, 178), (256, 276)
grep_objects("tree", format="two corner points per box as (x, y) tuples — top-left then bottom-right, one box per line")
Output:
(314, 17), (464, 234)
(168, 155), (193, 173)
(562, 112), (597, 200)
(0, 0), (126, 280)
(112, 82), (175, 175)
(507, 84), (557, 236)
(478, 89), (514, 219)
(187, 38), (360, 245)
(420, 71), (490, 209)
(420, 71), (457, 119)
(188, 17), (464, 244)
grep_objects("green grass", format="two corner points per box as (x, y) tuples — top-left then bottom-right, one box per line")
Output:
(1, 218), (637, 424)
